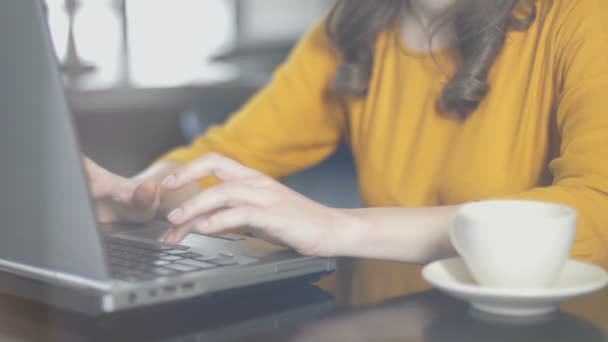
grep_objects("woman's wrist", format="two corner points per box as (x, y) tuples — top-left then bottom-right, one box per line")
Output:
(326, 206), (459, 263)
(326, 208), (371, 258)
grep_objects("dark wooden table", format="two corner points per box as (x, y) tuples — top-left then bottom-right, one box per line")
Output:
(0, 273), (605, 342)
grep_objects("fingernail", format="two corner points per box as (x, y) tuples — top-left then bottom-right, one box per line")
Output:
(168, 208), (183, 222)
(162, 175), (176, 187)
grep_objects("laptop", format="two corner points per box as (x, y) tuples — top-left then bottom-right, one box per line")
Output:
(0, 0), (335, 314)
(0, 268), (335, 341)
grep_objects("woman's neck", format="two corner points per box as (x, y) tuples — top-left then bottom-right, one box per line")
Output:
(402, 0), (458, 52)
(408, 0), (457, 26)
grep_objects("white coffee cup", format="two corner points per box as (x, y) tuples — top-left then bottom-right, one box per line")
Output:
(449, 200), (577, 289)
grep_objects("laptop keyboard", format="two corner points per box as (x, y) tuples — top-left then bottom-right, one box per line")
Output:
(104, 236), (242, 283)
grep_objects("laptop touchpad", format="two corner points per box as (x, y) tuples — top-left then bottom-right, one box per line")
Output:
(113, 222), (290, 258)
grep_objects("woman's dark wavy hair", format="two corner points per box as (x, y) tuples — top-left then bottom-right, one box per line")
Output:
(326, 0), (537, 118)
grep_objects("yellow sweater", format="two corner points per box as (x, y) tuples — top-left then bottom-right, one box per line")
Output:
(161, 0), (608, 305)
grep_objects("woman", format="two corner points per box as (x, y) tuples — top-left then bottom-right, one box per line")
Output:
(87, 0), (608, 305)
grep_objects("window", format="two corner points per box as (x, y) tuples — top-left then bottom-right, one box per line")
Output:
(236, 0), (328, 45)
(45, 0), (327, 89)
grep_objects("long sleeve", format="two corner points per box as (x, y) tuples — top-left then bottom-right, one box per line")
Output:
(497, 0), (608, 267)
(159, 22), (345, 180)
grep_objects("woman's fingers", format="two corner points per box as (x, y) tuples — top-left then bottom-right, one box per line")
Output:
(132, 180), (160, 211)
(165, 216), (210, 245)
(162, 153), (259, 190)
(167, 182), (271, 226)
(95, 203), (119, 223)
(165, 207), (269, 245)
(201, 207), (262, 234)
(202, 208), (288, 248)
(158, 153), (287, 245)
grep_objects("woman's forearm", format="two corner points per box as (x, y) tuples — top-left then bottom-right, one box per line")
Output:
(333, 206), (461, 264)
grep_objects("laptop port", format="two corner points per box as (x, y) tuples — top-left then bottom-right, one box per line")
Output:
(128, 293), (137, 304)
(182, 282), (195, 291)
(148, 288), (158, 298)
(163, 285), (177, 294)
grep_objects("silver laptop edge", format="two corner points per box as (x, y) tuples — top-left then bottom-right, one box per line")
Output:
(0, 259), (110, 291)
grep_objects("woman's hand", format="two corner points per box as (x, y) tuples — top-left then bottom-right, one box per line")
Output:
(161, 153), (350, 257)
(84, 157), (161, 224)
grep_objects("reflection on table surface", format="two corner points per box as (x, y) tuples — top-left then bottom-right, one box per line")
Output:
(0, 277), (605, 342)
(288, 290), (607, 342)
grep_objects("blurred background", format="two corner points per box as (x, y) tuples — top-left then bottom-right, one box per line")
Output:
(46, 0), (360, 208)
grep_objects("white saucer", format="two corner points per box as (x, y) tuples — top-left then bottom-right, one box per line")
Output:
(422, 258), (608, 317)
